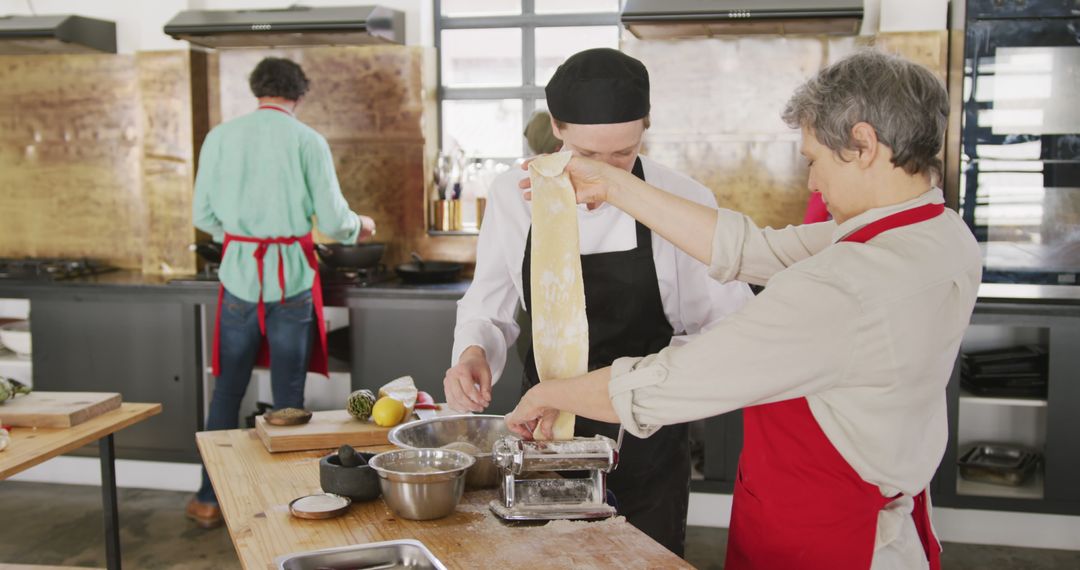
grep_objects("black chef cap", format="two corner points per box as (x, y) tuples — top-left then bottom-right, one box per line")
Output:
(545, 48), (650, 125)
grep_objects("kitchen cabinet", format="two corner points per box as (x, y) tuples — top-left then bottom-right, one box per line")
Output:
(932, 298), (1080, 516)
(692, 412), (742, 493)
(31, 297), (202, 462)
(347, 290), (524, 415)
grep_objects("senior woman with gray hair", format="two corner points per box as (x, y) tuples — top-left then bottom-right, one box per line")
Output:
(507, 49), (980, 569)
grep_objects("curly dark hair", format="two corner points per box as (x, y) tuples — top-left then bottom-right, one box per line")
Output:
(249, 57), (310, 101)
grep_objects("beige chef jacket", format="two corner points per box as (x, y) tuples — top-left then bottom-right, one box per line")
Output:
(609, 188), (982, 568)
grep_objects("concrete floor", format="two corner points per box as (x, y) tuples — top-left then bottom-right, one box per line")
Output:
(1, 481), (1078, 569)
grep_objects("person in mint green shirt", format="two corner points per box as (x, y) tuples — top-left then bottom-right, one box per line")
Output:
(186, 57), (375, 529)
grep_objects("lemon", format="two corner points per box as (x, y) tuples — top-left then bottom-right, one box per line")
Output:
(371, 396), (406, 427)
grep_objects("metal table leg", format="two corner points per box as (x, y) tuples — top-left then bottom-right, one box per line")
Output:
(100, 434), (121, 570)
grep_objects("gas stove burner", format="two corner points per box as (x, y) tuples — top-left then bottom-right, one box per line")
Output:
(180, 264), (220, 282)
(323, 264), (395, 287)
(0, 257), (117, 281)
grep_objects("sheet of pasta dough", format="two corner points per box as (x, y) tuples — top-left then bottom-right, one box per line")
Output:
(528, 151), (587, 441)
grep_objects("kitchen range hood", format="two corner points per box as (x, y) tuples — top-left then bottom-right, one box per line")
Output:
(621, 0), (863, 39)
(164, 6), (405, 49)
(0, 15), (116, 54)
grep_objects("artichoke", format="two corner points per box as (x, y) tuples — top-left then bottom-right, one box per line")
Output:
(346, 389), (376, 421)
(0, 377), (31, 404)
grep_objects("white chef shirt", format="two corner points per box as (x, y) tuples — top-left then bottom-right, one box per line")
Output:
(452, 155), (754, 385)
(608, 188), (982, 568)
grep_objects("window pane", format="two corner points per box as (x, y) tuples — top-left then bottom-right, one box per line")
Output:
(535, 27), (621, 86)
(535, 0), (619, 14)
(441, 0), (521, 17)
(443, 99), (524, 157)
(441, 28), (522, 87)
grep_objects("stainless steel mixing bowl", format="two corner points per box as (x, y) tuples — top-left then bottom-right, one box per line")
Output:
(368, 448), (475, 521)
(388, 414), (512, 489)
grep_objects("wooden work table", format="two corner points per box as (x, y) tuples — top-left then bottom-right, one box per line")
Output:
(0, 403), (162, 570)
(198, 429), (692, 569)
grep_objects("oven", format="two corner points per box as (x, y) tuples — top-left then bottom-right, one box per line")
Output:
(960, 0), (1080, 284)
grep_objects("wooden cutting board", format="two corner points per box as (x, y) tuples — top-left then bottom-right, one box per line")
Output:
(0, 392), (122, 428)
(255, 409), (392, 453)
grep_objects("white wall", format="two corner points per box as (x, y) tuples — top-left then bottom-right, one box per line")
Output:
(0, 0), (433, 52)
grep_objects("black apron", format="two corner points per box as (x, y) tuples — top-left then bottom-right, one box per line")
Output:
(521, 157), (691, 557)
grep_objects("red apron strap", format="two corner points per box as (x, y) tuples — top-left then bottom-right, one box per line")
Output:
(253, 243), (270, 335)
(913, 489), (942, 570)
(211, 281), (226, 377)
(258, 104), (293, 116)
(297, 234), (329, 376)
(211, 232), (330, 378)
(841, 203), (945, 244)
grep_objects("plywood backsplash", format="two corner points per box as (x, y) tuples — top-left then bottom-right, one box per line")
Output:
(0, 46), (473, 274)
(208, 46), (474, 268)
(0, 35), (945, 274)
(624, 31), (948, 230)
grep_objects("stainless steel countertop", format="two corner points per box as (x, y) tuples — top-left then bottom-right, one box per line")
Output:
(0, 270), (472, 303)
(1, 272), (1078, 305)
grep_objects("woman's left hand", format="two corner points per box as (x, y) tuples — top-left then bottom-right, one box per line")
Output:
(505, 385), (560, 440)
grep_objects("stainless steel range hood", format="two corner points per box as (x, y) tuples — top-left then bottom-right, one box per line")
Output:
(621, 0), (863, 39)
(0, 15), (117, 54)
(164, 6), (405, 49)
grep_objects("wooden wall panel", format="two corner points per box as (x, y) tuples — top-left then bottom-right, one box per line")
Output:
(137, 51), (197, 275)
(624, 31), (951, 230)
(0, 51), (198, 273)
(867, 31), (950, 84)
(0, 54), (145, 267)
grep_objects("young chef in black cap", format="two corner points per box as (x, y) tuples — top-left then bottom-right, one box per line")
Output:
(443, 48), (752, 555)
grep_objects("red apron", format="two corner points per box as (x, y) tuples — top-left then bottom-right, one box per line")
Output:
(210, 232), (329, 378)
(725, 202), (946, 570)
(803, 192), (831, 224)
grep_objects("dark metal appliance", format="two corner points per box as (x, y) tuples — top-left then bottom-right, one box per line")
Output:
(620, 0), (863, 39)
(164, 5), (405, 49)
(959, 0), (1080, 285)
(0, 14), (116, 54)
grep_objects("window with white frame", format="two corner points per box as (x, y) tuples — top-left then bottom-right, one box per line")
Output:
(436, 0), (622, 160)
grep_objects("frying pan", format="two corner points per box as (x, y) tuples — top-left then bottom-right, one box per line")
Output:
(316, 243), (386, 269)
(193, 241), (223, 264)
(395, 252), (462, 284)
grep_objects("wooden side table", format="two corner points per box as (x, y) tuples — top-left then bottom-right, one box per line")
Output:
(0, 403), (162, 570)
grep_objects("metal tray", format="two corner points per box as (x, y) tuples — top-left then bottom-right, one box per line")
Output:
(958, 443), (1040, 487)
(275, 539), (447, 570)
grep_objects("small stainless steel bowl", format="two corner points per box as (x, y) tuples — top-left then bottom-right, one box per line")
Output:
(388, 414), (511, 489)
(368, 448), (475, 521)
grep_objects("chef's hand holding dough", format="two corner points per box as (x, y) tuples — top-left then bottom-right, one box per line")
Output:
(521, 153), (718, 267)
(519, 154), (624, 207)
(505, 379), (561, 440)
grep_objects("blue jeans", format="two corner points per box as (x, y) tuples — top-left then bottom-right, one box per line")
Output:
(196, 289), (315, 504)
